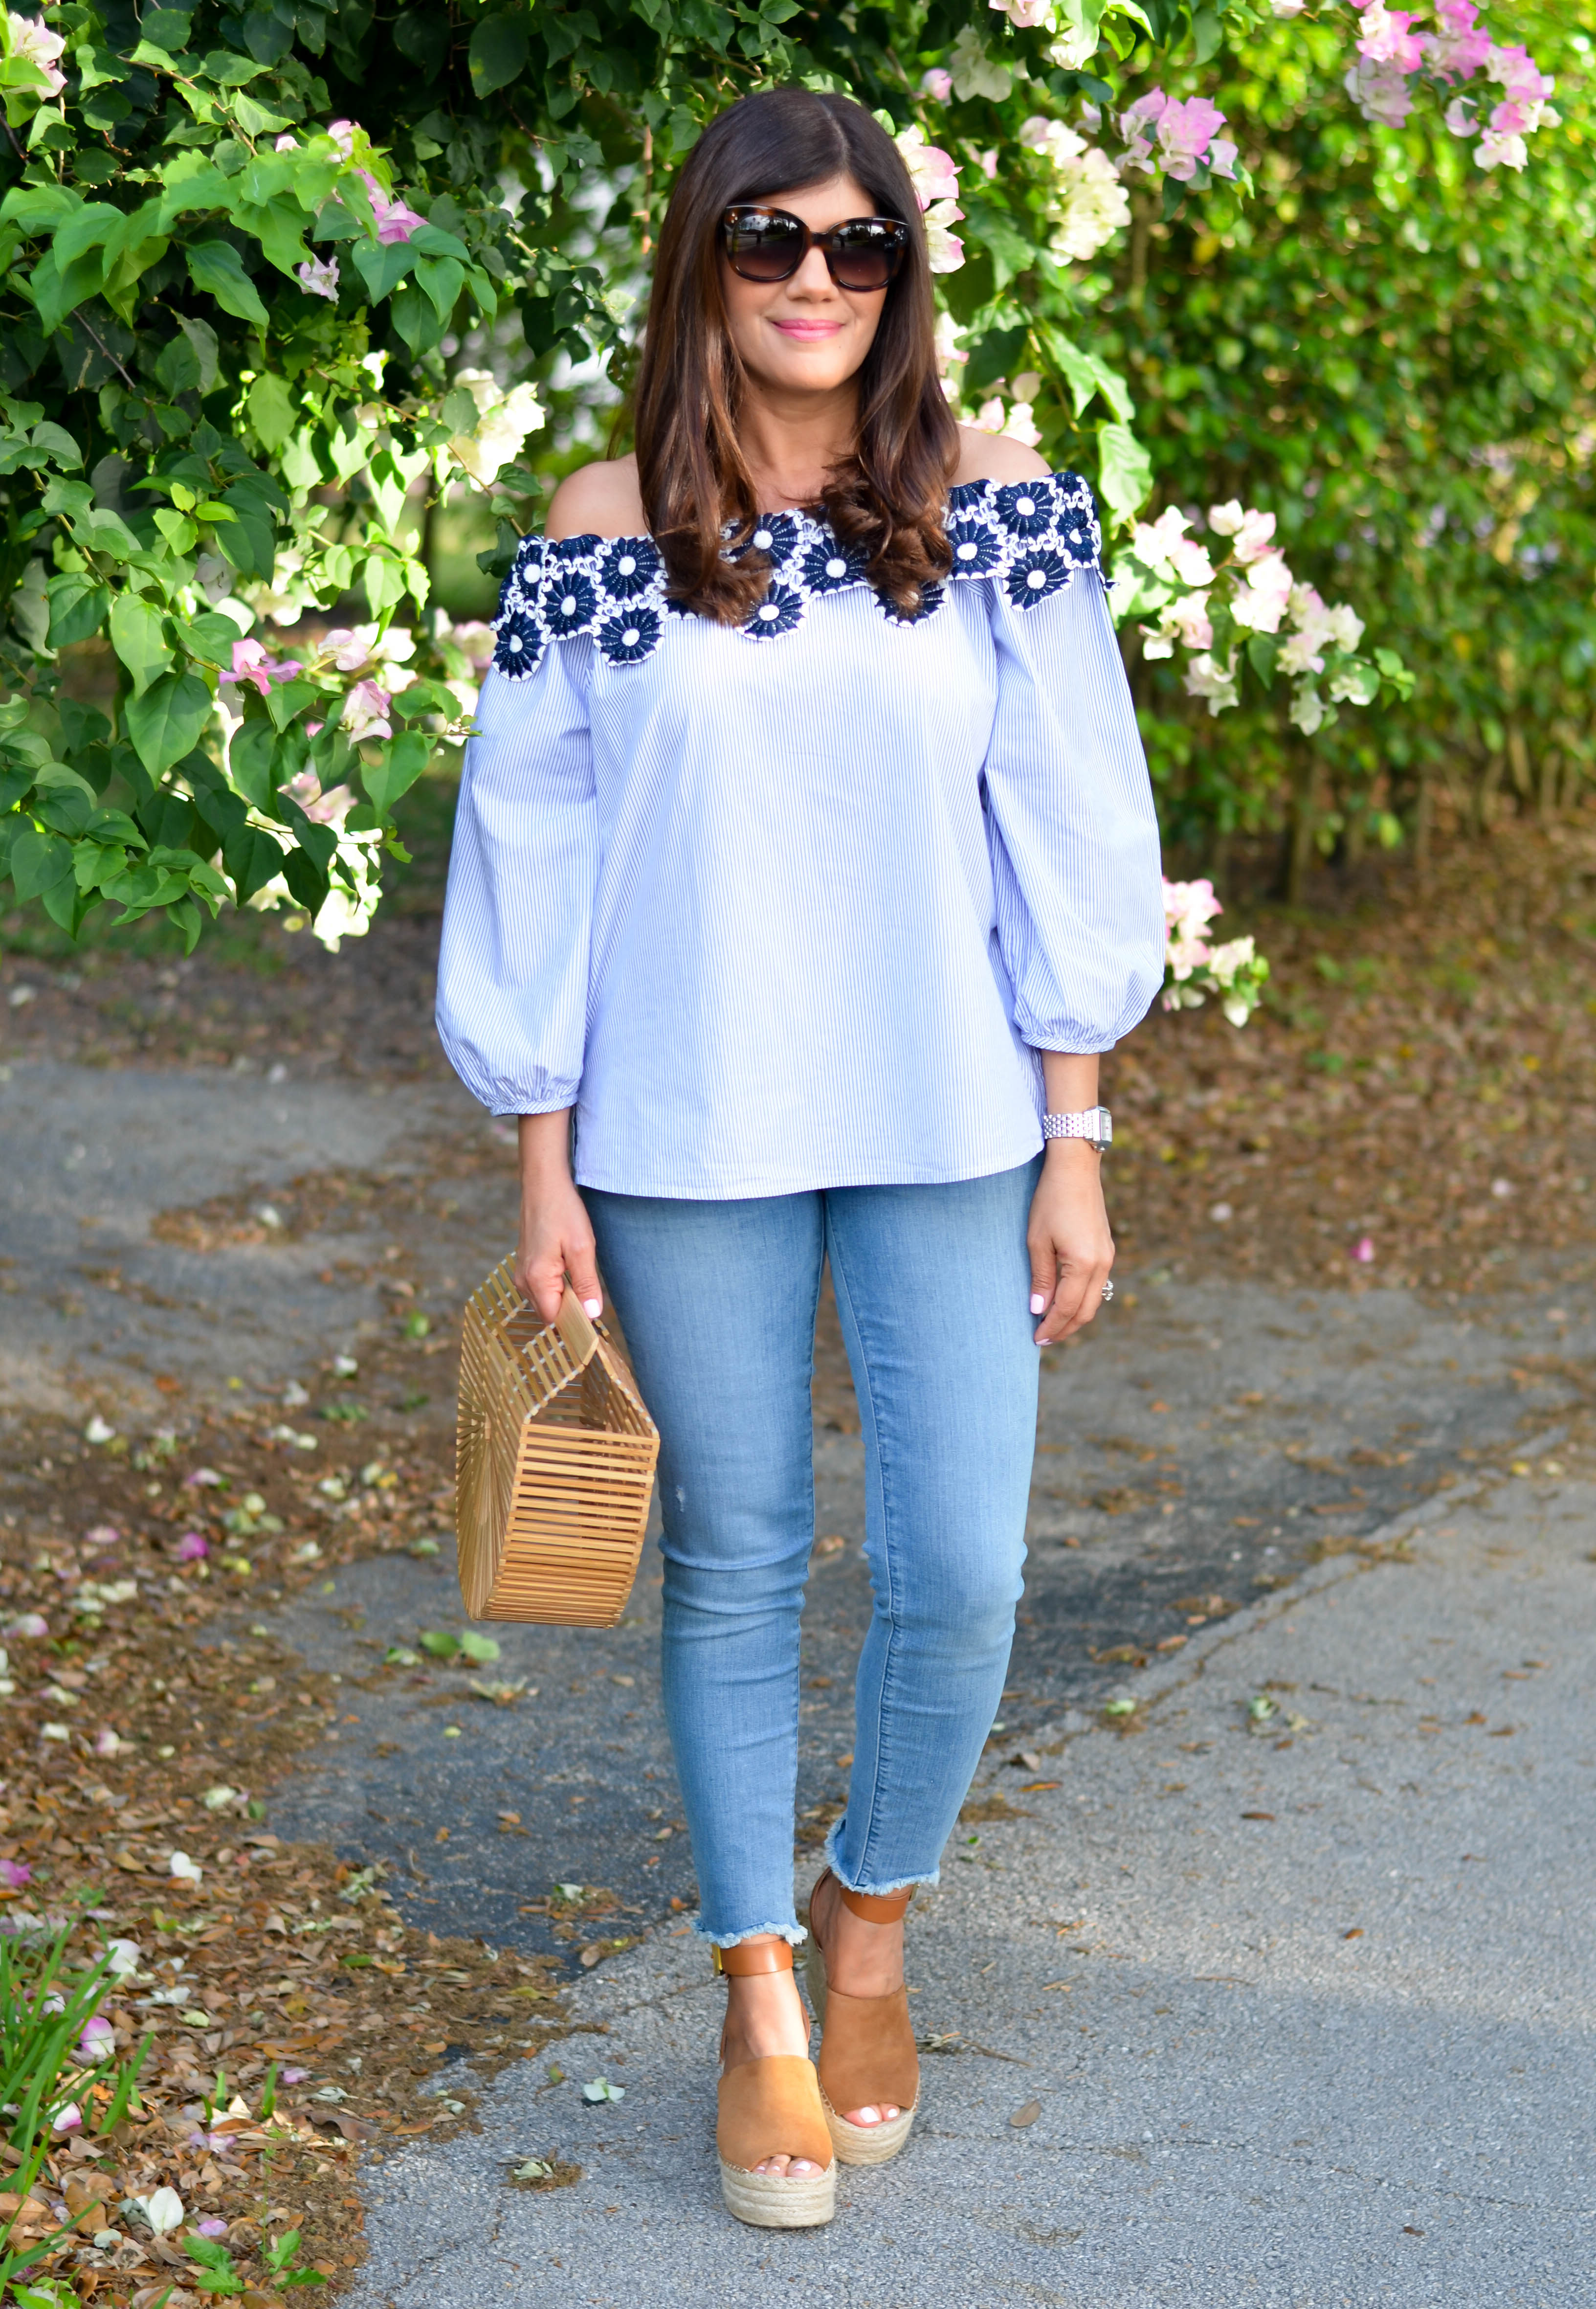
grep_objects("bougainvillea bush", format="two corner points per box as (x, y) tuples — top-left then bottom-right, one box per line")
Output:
(0, 0), (1582, 954)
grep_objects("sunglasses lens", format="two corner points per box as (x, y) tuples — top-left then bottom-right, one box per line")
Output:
(827, 222), (903, 291)
(724, 212), (806, 281)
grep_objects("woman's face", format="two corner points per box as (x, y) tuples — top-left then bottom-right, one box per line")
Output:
(719, 172), (891, 398)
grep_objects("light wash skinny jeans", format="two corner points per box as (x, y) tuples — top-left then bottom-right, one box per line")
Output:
(584, 1159), (1041, 1948)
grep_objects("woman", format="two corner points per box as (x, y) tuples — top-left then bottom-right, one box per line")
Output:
(437, 87), (1163, 2228)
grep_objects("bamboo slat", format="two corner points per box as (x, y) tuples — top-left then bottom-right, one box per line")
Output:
(455, 1257), (659, 1626)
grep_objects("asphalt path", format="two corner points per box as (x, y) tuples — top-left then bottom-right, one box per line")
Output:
(4, 1056), (1594, 2298)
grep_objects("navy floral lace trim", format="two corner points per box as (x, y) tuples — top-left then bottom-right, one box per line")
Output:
(491, 470), (1101, 680)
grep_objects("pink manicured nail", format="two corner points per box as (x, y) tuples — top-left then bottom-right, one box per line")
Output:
(1030, 1294), (1045, 1315)
(582, 1298), (602, 1318)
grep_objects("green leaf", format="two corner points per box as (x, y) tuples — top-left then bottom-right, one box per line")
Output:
(350, 239), (414, 305)
(360, 729), (431, 815)
(222, 821), (286, 900)
(418, 1631), (461, 1658)
(1246, 634), (1278, 684)
(469, 12), (529, 97)
(30, 421), (81, 467)
(178, 611), (247, 667)
(108, 593), (173, 699)
(415, 255), (465, 322)
(1094, 422), (1153, 528)
(458, 1631), (501, 1663)
(125, 670), (213, 776)
(187, 241), (270, 329)
(139, 8), (194, 50)
(227, 717), (277, 810)
(177, 314), (221, 391)
(247, 372), (296, 452)
(9, 826), (72, 899)
(46, 574), (109, 647)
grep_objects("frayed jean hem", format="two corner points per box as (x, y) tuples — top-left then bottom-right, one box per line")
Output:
(823, 1820), (942, 1898)
(692, 1917), (809, 1950)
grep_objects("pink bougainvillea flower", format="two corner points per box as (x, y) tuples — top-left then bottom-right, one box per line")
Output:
(0, 1859), (32, 1888)
(175, 1532), (208, 1562)
(1486, 42), (1555, 105)
(8, 12), (67, 95)
(221, 639), (303, 697)
(1350, 1236), (1376, 1264)
(282, 2067), (309, 2084)
(197, 2218), (230, 2238)
(354, 167), (426, 244)
(327, 117), (359, 158)
(75, 2015), (115, 2062)
(5, 1612), (48, 1638)
(320, 626), (377, 671)
(1430, 0), (1491, 80)
(1356, 5), (1429, 75)
(342, 678), (394, 743)
(920, 67), (953, 101)
(84, 1523), (119, 1547)
(285, 767), (357, 827)
(297, 254), (340, 301)
(94, 1727), (128, 1756)
(52, 2102), (83, 2134)
(1157, 95), (1229, 180)
(893, 124), (960, 210)
(185, 1467), (223, 1487)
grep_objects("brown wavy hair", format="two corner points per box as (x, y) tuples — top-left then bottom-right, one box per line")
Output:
(632, 88), (960, 624)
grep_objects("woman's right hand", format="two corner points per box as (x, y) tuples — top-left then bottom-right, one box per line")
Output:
(512, 1111), (604, 1324)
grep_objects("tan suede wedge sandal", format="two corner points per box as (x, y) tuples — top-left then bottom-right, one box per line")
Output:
(713, 1939), (837, 2229)
(803, 1870), (920, 2168)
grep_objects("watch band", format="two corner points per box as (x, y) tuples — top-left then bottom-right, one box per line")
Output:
(1042, 1105), (1112, 1148)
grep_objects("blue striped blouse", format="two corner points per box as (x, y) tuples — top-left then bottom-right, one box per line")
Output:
(435, 469), (1164, 1201)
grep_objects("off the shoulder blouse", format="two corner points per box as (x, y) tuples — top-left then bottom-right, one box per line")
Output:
(436, 469), (1164, 1201)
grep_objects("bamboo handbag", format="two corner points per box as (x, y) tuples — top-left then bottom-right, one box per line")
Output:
(454, 1257), (660, 1626)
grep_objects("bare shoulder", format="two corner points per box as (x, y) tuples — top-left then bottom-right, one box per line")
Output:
(546, 454), (646, 542)
(951, 426), (1052, 488)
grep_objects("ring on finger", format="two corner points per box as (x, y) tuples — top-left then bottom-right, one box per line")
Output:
(1101, 1279), (1115, 1301)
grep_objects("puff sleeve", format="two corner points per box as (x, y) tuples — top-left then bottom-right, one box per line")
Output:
(434, 611), (597, 1118)
(979, 558), (1165, 1053)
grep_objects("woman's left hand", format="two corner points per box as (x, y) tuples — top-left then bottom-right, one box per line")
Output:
(1027, 1141), (1115, 1345)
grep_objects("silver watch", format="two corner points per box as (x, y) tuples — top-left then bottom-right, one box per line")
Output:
(1042, 1105), (1112, 1151)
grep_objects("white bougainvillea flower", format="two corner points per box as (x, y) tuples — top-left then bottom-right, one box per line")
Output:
(1290, 682), (1328, 735)
(949, 24), (1013, 101)
(168, 1852), (203, 1883)
(448, 372), (546, 487)
(297, 254), (340, 301)
(107, 1939), (142, 1979)
(84, 1415), (116, 1445)
(1184, 652), (1241, 715)
(922, 198), (966, 273)
(1130, 506), (1216, 589)
(989, 0), (1052, 25)
(94, 1727), (128, 1755)
(1208, 500), (1278, 563)
(7, 1613), (49, 1638)
(1229, 551), (1294, 634)
(139, 2188), (185, 2236)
